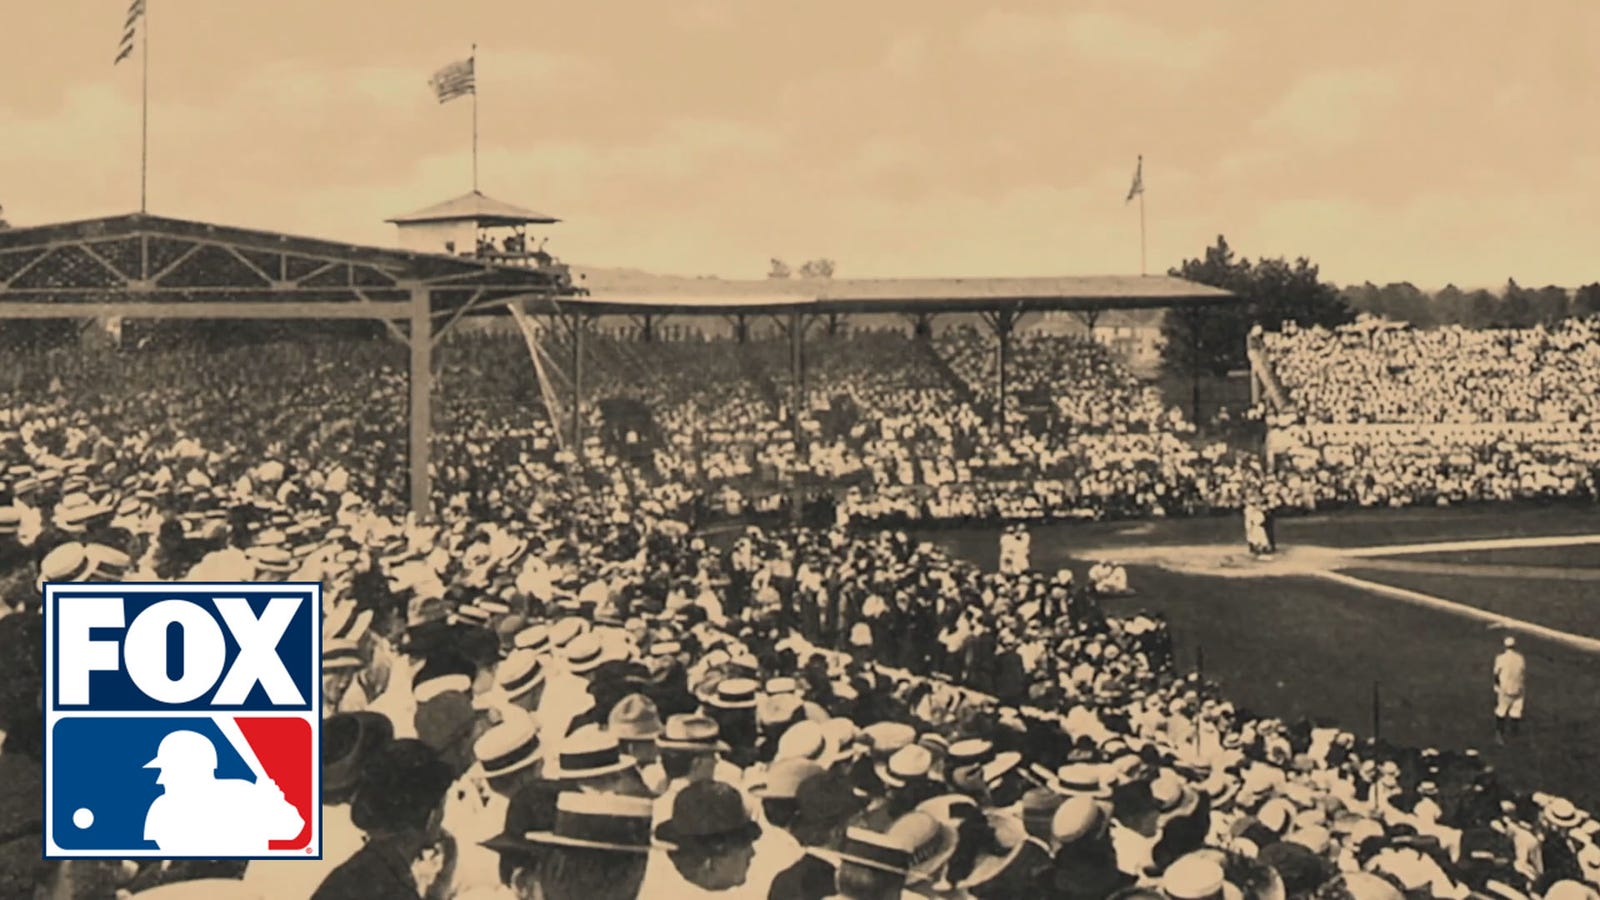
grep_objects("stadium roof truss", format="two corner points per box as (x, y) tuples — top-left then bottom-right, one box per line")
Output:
(0, 213), (577, 519)
(0, 213), (1238, 521)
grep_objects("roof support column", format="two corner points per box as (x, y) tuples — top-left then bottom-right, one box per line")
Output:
(408, 286), (434, 522)
(982, 309), (1018, 435)
(569, 311), (587, 462)
(789, 308), (806, 525)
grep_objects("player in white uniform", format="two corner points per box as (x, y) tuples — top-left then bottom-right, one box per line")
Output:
(1493, 635), (1526, 741)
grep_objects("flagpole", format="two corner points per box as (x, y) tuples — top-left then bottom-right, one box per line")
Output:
(471, 43), (478, 193)
(140, 0), (150, 213)
(1138, 155), (1146, 277)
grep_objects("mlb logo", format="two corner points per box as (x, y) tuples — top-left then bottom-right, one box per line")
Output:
(44, 583), (322, 859)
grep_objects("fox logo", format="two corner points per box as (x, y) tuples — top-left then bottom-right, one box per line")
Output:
(43, 583), (322, 859)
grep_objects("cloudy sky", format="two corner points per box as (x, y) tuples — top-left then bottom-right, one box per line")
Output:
(4, 1), (1598, 287)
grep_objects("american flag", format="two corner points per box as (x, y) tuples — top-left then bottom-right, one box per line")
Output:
(115, 0), (144, 65)
(429, 57), (476, 104)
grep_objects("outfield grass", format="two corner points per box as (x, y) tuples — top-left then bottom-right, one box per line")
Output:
(1390, 545), (1600, 568)
(921, 503), (1600, 809)
(1338, 567), (1600, 640)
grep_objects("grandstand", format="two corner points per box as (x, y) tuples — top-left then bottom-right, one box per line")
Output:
(6, 206), (1600, 898)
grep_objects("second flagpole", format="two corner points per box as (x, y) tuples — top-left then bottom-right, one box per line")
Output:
(141, 0), (150, 213)
(471, 43), (478, 192)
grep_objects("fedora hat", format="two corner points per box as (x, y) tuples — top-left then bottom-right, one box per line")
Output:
(323, 711), (394, 797)
(656, 714), (729, 753)
(608, 694), (664, 741)
(520, 791), (653, 854)
(654, 780), (761, 849)
(475, 713), (542, 779)
(835, 826), (913, 877)
(552, 725), (636, 780)
(889, 811), (958, 884)
(796, 770), (865, 828)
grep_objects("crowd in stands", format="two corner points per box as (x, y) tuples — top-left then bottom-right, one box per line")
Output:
(1259, 321), (1600, 510)
(0, 317), (1597, 897)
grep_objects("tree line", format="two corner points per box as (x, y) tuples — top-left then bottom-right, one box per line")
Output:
(1161, 235), (1600, 379)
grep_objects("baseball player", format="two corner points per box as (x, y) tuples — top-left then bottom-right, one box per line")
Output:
(1493, 635), (1526, 741)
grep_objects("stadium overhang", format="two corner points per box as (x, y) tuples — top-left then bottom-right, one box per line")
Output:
(547, 272), (1236, 317)
(0, 212), (585, 521)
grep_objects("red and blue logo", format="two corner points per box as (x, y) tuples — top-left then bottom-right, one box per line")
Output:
(44, 583), (321, 859)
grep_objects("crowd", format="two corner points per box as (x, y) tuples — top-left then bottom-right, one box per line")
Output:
(1259, 321), (1600, 510)
(3, 334), (1600, 898)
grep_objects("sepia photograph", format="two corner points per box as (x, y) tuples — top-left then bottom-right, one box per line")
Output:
(3, 1), (1599, 897)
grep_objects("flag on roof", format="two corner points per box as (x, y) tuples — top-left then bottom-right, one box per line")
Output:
(429, 56), (475, 104)
(1125, 155), (1143, 204)
(115, 0), (144, 65)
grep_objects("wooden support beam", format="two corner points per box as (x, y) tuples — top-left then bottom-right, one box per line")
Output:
(0, 301), (413, 319)
(409, 286), (434, 522)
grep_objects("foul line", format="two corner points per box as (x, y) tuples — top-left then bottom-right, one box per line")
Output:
(1342, 533), (1600, 559)
(1313, 569), (1600, 655)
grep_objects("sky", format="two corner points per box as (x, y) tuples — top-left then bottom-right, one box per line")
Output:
(4, 1), (1599, 288)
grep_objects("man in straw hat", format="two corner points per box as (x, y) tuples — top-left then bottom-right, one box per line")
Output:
(768, 770), (866, 900)
(482, 790), (654, 900)
(829, 826), (915, 900)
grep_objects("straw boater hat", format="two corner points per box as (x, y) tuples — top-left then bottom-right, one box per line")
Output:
(1162, 852), (1244, 900)
(563, 632), (611, 675)
(322, 639), (364, 672)
(888, 811), (958, 884)
(834, 827), (914, 878)
(513, 624), (551, 654)
(37, 542), (94, 591)
(508, 791), (654, 854)
(246, 546), (297, 576)
(474, 713), (542, 780)
(54, 492), (112, 533)
(496, 650), (546, 701)
(84, 544), (132, 581)
(552, 725), (636, 780)
(708, 677), (760, 710)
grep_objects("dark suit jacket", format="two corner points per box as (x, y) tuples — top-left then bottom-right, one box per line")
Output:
(311, 840), (420, 900)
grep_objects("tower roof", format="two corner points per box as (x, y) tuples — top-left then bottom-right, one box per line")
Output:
(387, 191), (559, 226)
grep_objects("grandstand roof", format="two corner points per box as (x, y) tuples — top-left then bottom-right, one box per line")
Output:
(387, 191), (560, 226)
(560, 266), (1236, 316)
(0, 212), (571, 319)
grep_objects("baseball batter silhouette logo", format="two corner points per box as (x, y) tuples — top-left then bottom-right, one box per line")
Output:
(43, 583), (322, 859)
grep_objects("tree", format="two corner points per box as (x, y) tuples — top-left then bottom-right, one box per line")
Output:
(1574, 283), (1600, 318)
(798, 258), (836, 279)
(1161, 235), (1354, 378)
(767, 258), (791, 279)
